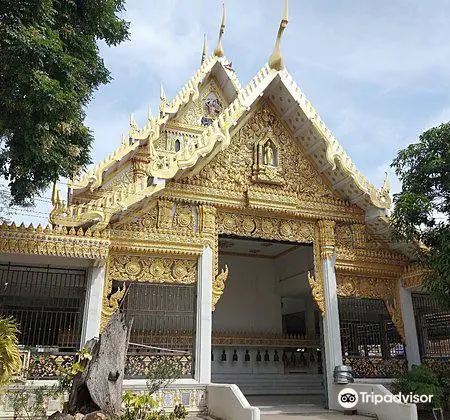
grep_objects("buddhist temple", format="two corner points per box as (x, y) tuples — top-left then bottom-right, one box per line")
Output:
(0, 2), (448, 418)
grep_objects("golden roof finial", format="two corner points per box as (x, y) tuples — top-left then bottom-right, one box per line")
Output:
(51, 180), (61, 206)
(160, 83), (166, 101)
(201, 33), (207, 65)
(381, 172), (391, 195)
(214, 3), (226, 58)
(268, 0), (289, 71)
(130, 113), (137, 130)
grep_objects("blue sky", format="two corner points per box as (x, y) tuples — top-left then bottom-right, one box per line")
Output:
(6, 0), (450, 224)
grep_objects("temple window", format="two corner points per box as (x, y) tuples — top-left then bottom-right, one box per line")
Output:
(174, 139), (181, 152)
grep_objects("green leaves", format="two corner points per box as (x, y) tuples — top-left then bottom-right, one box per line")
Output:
(0, 0), (129, 205)
(391, 122), (450, 307)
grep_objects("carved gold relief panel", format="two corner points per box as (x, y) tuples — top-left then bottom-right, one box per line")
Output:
(216, 210), (315, 243)
(181, 103), (334, 200)
(335, 222), (385, 251)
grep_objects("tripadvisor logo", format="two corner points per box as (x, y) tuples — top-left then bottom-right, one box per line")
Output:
(338, 388), (358, 409)
(338, 388), (434, 408)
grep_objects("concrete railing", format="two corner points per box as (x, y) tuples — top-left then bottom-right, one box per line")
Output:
(207, 383), (260, 420)
(331, 383), (418, 420)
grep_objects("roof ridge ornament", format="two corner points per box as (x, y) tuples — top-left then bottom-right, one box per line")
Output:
(201, 33), (207, 65)
(214, 3), (226, 58)
(268, 0), (289, 71)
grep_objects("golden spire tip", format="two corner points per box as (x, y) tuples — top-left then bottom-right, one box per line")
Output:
(269, 0), (289, 71)
(214, 3), (226, 58)
(201, 33), (207, 65)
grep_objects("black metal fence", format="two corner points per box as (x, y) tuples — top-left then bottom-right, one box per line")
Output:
(412, 293), (450, 359)
(113, 281), (197, 377)
(339, 296), (406, 377)
(0, 263), (87, 350)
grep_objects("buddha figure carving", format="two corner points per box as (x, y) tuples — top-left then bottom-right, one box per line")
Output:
(263, 141), (276, 167)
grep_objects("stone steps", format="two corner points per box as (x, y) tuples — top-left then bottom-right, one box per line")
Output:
(212, 374), (324, 396)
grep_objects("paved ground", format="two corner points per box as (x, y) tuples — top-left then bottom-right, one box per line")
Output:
(261, 413), (371, 420)
(257, 404), (373, 419)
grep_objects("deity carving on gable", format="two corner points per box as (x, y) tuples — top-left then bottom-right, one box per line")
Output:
(253, 136), (283, 184)
(263, 141), (277, 167)
(201, 93), (222, 126)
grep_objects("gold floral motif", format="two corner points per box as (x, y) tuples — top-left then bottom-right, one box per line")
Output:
(217, 211), (315, 243)
(351, 224), (366, 248)
(242, 217), (256, 234)
(125, 258), (143, 277)
(173, 203), (194, 231)
(109, 255), (197, 284)
(212, 265), (228, 311)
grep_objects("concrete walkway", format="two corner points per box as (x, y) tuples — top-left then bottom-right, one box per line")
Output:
(262, 413), (371, 420)
(254, 401), (373, 420)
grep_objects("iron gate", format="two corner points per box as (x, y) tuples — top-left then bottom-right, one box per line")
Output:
(412, 293), (450, 359)
(339, 296), (406, 377)
(0, 263), (87, 350)
(112, 281), (197, 377)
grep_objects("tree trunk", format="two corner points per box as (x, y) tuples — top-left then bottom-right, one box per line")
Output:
(66, 311), (132, 416)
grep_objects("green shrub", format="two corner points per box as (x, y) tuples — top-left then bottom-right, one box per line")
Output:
(392, 364), (444, 409)
(121, 391), (188, 420)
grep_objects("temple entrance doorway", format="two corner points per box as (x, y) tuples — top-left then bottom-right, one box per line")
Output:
(212, 235), (325, 404)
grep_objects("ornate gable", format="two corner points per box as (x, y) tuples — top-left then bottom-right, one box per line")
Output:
(179, 101), (336, 201)
(171, 76), (228, 129)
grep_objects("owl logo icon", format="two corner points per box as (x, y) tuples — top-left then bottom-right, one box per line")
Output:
(338, 388), (358, 409)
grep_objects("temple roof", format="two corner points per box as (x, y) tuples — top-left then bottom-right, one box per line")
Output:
(50, 59), (392, 236)
(49, 0), (395, 245)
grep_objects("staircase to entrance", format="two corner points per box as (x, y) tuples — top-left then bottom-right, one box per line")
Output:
(212, 373), (324, 398)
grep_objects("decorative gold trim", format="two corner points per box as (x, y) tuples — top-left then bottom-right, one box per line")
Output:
(318, 220), (335, 259)
(308, 271), (325, 317)
(401, 265), (428, 289)
(0, 222), (110, 260)
(212, 265), (228, 311)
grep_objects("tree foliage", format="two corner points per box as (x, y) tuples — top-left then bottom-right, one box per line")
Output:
(391, 122), (450, 307)
(0, 0), (129, 205)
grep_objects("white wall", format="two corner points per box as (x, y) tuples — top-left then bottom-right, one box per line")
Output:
(213, 255), (281, 334)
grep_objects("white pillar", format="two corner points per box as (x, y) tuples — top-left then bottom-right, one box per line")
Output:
(195, 246), (213, 383)
(322, 253), (343, 409)
(399, 282), (421, 368)
(81, 263), (105, 345)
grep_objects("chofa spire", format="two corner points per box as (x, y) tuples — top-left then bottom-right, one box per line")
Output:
(268, 0), (289, 71)
(201, 33), (207, 65)
(214, 3), (226, 57)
